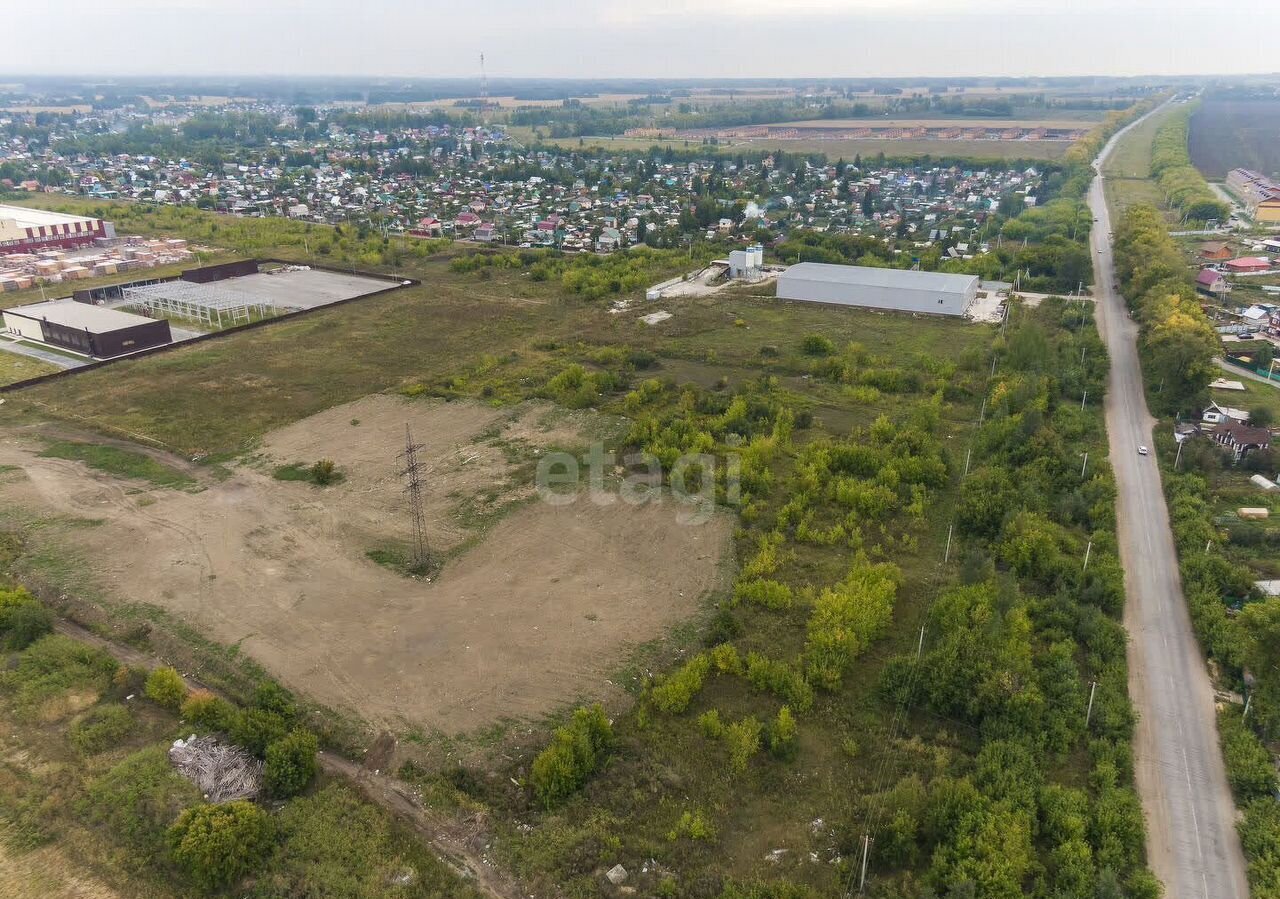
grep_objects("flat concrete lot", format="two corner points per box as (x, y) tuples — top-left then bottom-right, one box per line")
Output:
(222, 268), (394, 310)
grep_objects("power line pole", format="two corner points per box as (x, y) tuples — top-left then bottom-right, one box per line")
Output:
(858, 834), (872, 893)
(398, 423), (430, 570)
(1085, 680), (1099, 728)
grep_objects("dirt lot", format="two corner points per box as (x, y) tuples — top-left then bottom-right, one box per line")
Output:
(0, 396), (732, 735)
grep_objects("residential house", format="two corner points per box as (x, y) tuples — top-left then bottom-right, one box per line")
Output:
(1226, 256), (1272, 274)
(1199, 241), (1233, 260)
(1211, 421), (1272, 462)
(1196, 269), (1228, 295)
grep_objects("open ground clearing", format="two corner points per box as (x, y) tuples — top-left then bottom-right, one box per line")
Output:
(0, 398), (731, 735)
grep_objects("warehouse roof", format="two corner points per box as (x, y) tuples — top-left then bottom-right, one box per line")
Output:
(0, 204), (99, 228)
(781, 262), (979, 293)
(5, 299), (156, 332)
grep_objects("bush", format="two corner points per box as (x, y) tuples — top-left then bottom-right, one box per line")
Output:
(310, 459), (339, 485)
(0, 588), (53, 649)
(82, 746), (202, 851)
(668, 809), (717, 842)
(264, 729), (319, 798)
(1220, 706), (1278, 801)
(801, 334), (835, 356)
(69, 704), (133, 754)
(144, 666), (188, 710)
(725, 716), (763, 773)
(768, 706), (798, 760)
(651, 654), (712, 714)
(252, 681), (297, 719)
(231, 708), (290, 757)
(529, 704), (613, 808)
(181, 689), (236, 731)
(168, 800), (275, 890)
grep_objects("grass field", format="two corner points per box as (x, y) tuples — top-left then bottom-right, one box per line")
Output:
(0, 349), (58, 386)
(1103, 101), (1181, 218)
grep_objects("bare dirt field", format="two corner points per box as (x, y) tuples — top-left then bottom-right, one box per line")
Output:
(0, 396), (732, 735)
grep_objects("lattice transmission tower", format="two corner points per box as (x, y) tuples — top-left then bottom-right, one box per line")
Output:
(398, 423), (430, 568)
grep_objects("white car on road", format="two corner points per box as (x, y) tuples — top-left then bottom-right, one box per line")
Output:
(1138, 445), (1149, 456)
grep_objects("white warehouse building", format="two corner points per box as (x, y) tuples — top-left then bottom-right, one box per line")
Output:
(776, 263), (979, 317)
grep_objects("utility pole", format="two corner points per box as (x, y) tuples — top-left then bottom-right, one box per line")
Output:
(1085, 681), (1099, 727)
(963, 447), (972, 477)
(944, 523), (954, 564)
(1081, 390), (1087, 411)
(1174, 438), (1185, 469)
(1083, 540), (1093, 571)
(398, 423), (430, 570)
(1080, 451), (1089, 478)
(858, 834), (872, 894)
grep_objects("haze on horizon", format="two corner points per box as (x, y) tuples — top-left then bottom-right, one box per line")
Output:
(8, 0), (1279, 81)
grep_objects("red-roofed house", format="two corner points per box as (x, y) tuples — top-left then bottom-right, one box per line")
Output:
(1226, 257), (1272, 274)
(1196, 269), (1228, 295)
(454, 211), (481, 230)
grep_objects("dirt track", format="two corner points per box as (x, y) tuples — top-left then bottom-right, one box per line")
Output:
(0, 396), (732, 736)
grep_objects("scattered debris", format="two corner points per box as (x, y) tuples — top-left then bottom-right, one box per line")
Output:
(765, 848), (789, 864)
(606, 863), (628, 885)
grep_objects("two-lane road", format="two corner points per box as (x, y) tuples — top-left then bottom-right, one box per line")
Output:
(1089, 105), (1249, 899)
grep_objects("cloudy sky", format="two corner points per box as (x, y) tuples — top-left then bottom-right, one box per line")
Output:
(7, 0), (1278, 79)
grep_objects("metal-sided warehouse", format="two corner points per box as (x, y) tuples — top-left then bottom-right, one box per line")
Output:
(120, 280), (277, 328)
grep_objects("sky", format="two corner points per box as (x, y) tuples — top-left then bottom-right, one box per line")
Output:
(7, 0), (1279, 80)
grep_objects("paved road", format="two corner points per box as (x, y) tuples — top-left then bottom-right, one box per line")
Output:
(1090, 106), (1249, 899)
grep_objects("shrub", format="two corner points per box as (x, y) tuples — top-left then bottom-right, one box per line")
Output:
(805, 561), (900, 691)
(725, 716), (763, 773)
(733, 578), (794, 610)
(651, 653), (712, 714)
(668, 809), (717, 842)
(0, 588), (53, 649)
(699, 710), (725, 739)
(802, 334), (835, 356)
(144, 666), (188, 710)
(264, 729), (319, 798)
(252, 681), (297, 719)
(310, 459), (339, 485)
(768, 706), (798, 760)
(69, 704), (133, 755)
(168, 800), (275, 890)
(181, 689), (236, 731)
(1219, 706), (1278, 801)
(744, 652), (814, 712)
(529, 704), (613, 808)
(231, 708), (290, 757)
(82, 746), (201, 851)
(703, 608), (742, 646)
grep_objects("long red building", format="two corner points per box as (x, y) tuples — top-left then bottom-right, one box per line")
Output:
(0, 204), (114, 254)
